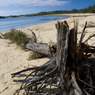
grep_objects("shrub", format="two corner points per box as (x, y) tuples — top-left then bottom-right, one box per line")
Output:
(28, 51), (45, 60)
(12, 31), (28, 47)
(4, 29), (29, 48)
(4, 29), (16, 40)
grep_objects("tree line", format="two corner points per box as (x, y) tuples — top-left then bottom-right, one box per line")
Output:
(36, 4), (95, 15)
(24, 4), (95, 16)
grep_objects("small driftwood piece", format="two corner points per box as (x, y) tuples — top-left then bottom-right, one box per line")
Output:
(83, 33), (95, 44)
(28, 29), (37, 43)
(0, 33), (4, 39)
(26, 43), (56, 56)
(86, 21), (95, 28)
(79, 21), (87, 44)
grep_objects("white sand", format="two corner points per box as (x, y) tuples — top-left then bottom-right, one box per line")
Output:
(0, 14), (95, 95)
(0, 40), (49, 95)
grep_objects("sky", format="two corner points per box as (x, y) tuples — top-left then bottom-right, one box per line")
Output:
(0, 0), (94, 16)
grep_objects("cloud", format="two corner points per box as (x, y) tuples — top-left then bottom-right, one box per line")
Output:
(0, 10), (17, 16)
(0, 0), (70, 6)
(0, 10), (23, 16)
(0, 9), (37, 16)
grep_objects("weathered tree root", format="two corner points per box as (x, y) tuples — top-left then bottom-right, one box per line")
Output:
(12, 57), (58, 95)
(12, 21), (95, 95)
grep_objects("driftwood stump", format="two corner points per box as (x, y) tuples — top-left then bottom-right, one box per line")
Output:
(12, 21), (95, 95)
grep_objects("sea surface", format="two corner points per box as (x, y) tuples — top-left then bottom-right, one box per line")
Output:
(0, 15), (67, 32)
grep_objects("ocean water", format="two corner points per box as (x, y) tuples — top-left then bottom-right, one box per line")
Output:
(0, 15), (67, 32)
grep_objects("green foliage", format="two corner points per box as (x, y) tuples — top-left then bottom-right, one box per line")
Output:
(4, 29), (16, 40)
(13, 31), (28, 47)
(72, 9), (78, 13)
(28, 51), (45, 60)
(4, 29), (29, 48)
(78, 4), (95, 13)
(92, 4), (95, 13)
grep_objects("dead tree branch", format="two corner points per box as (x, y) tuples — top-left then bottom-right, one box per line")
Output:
(79, 21), (87, 44)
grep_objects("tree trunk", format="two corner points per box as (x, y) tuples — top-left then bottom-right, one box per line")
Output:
(56, 21), (83, 95)
(56, 21), (70, 94)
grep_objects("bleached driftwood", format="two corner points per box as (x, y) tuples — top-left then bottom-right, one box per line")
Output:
(0, 33), (4, 39)
(26, 43), (56, 56)
(86, 21), (95, 28)
(28, 29), (37, 43)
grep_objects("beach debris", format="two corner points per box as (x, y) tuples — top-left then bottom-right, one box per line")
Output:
(86, 21), (95, 28)
(12, 21), (95, 95)
(28, 29), (37, 43)
(0, 33), (4, 39)
(26, 42), (56, 56)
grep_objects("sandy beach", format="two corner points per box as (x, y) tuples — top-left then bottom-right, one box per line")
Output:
(0, 14), (95, 95)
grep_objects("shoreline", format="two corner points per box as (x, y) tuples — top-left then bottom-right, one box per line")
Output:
(1, 13), (94, 33)
(0, 14), (68, 33)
